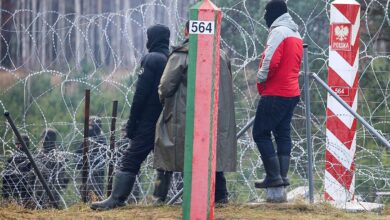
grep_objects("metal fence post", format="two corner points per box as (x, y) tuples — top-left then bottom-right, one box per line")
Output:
(303, 44), (314, 203)
(236, 117), (255, 139)
(82, 89), (90, 203)
(311, 73), (390, 149)
(107, 100), (118, 197)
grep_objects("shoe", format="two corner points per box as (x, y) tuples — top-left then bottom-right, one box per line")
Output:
(215, 197), (228, 207)
(152, 170), (172, 205)
(279, 155), (290, 186)
(255, 156), (284, 188)
(266, 186), (287, 203)
(215, 171), (228, 206)
(90, 171), (135, 210)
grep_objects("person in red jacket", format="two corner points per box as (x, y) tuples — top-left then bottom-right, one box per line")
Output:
(253, 0), (303, 193)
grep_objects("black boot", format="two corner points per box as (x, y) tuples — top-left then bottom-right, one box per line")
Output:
(255, 156), (284, 188)
(279, 155), (290, 186)
(90, 171), (135, 210)
(152, 170), (172, 205)
(215, 172), (228, 205)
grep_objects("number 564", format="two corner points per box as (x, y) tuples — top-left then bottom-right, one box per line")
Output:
(190, 21), (214, 34)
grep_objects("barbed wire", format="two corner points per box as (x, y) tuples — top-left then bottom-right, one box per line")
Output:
(0, 0), (389, 209)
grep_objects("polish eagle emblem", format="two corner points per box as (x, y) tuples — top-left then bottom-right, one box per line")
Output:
(334, 25), (349, 41)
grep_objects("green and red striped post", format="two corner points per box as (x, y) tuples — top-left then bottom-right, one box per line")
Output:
(183, 0), (222, 219)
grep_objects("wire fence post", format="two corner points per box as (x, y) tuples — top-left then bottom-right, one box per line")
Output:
(82, 89), (90, 203)
(236, 117), (255, 139)
(4, 112), (60, 209)
(107, 100), (118, 197)
(311, 73), (390, 149)
(303, 44), (314, 203)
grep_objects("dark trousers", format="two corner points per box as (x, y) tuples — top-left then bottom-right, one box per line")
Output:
(215, 172), (228, 201)
(252, 96), (299, 158)
(118, 122), (156, 174)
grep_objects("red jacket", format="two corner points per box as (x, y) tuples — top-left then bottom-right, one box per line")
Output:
(257, 13), (303, 97)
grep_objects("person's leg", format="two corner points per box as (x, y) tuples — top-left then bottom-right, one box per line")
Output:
(252, 97), (276, 158)
(128, 175), (141, 204)
(91, 124), (155, 210)
(252, 97), (283, 188)
(215, 172), (228, 204)
(274, 96), (299, 187)
(152, 170), (173, 205)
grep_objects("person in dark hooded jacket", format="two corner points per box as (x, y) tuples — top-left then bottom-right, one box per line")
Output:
(91, 24), (170, 210)
(33, 128), (69, 208)
(2, 134), (33, 207)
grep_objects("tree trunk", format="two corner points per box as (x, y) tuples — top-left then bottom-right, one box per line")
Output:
(168, 1), (177, 43)
(15, 0), (21, 67)
(41, 0), (47, 68)
(58, 0), (66, 67)
(98, 0), (105, 65)
(74, 0), (81, 69)
(115, 0), (121, 68)
(22, 0), (29, 69)
(146, 0), (155, 28)
(123, 0), (134, 67)
(90, 0), (97, 66)
(31, 0), (37, 69)
(47, 0), (53, 67)
(0, 0), (2, 60)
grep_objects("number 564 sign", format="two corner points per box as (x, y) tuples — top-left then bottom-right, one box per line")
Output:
(189, 20), (215, 35)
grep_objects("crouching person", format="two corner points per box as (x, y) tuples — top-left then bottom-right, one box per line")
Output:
(2, 134), (33, 207)
(153, 21), (237, 205)
(33, 128), (69, 208)
(252, 0), (302, 202)
(90, 24), (170, 210)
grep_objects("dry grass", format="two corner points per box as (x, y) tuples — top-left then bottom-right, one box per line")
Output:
(0, 201), (389, 220)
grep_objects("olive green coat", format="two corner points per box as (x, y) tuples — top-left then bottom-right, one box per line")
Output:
(154, 41), (237, 172)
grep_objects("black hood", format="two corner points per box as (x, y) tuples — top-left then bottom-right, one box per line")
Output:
(14, 134), (30, 151)
(89, 116), (102, 137)
(41, 129), (57, 153)
(264, 0), (288, 28)
(146, 24), (170, 55)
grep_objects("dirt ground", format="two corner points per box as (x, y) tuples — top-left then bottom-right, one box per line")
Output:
(0, 202), (389, 220)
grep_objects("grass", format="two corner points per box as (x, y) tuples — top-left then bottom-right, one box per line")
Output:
(0, 201), (389, 220)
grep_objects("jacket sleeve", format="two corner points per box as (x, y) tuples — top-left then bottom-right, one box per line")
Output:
(257, 28), (285, 83)
(127, 56), (156, 138)
(158, 52), (187, 102)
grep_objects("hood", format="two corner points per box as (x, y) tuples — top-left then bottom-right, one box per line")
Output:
(264, 0), (287, 28)
(14, 134), (30, 151)
(89, 116), (102, 137)
(270, 13), (299, 32)
(170, 39), (189, 54)
(146, 24), (170, 55)
(41, 129), (57, 153)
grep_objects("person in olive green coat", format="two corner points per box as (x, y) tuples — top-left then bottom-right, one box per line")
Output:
(153, 21), (237, 203)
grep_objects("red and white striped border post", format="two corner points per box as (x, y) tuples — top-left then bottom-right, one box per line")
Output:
(325, 0), (360, 203)
(182, 0), (221, 219)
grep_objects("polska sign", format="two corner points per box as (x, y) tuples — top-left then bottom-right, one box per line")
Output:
(330, 23), (352, 51)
